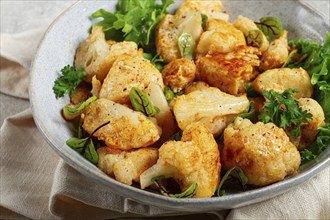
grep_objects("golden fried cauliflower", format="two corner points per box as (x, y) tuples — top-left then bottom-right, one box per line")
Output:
(297, 98), (325, 150)
(74, 26), (140, 82)
(196, 46), (261, 95)
(259, 31), (289, 71)
(99, 54), (164, 104)
(184, 81), (210, 94)
(173, 87), (249, 135)
(140, 124), (220, 198)
(222, 117), (301, 186)
(97, 147), (158, 185)
(233, 15), (269, 52)
(82, 98), (161, 150)
(155, 15), (181, 62)
(176, 0), (229, 21)
(156, 8), (202, 62)
(145, 83), (177, 146)
(195, 18), (246, 58)
(252, 68), (313, 99)
(162, 58), (196, 92)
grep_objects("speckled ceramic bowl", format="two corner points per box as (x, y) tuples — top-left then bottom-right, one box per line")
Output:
(30, 0), (329, 211)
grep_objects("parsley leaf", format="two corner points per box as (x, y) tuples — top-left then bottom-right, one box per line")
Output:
(53, 65), (86, 99)
(285, 33), (330, 123)
(300, 123), (330, 164)
(258, 89), (313, 137)
(92, 0), (174, 54)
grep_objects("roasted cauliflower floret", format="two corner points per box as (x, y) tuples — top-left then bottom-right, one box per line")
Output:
(297, 98), (326, 150)
(184, 81), (210, 94)
(99, 54), (164, 104)
(196, 46), (261, 95)
(156, 7), (203, 62)
(176, 0), (229, 21)
(173, 87), (249, 135)
(162, 58), (196, 92)
(221, 117), (301, 186)
(233, 15), (269, 52)
(97, 147), (158, 185)
(74, 26), (140, 82)
(156, 14), (180, 62)
(195, 18), (246, 58)
(82, 98), (161, 150)
(140, 124), (220, 198)
(252, 68), (313, 99)
(259, 31), (289, 71)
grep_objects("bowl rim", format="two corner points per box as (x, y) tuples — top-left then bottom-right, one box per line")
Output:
(29, 0), (330, 211)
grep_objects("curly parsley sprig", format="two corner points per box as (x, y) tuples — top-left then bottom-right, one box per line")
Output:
(53, 65), (86, 99)
(258, 89), (313, 137)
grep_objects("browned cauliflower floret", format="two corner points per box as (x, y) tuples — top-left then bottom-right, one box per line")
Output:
(82, 98), (161, 150)
(74, 26), (141, 82)
(221, 117), (301, 186)
(233, 15), (269, 52)
(156, 14), (180, 62)
(252, 68), (313, 99)
(162, 58), (196, 92)
(99, 54), (164, 104)
(140, 124), (220, 198)
(173, 87), (249, 136)
(297, 98), (326, 150)
(176, 0), (229, 21)
(184, 81), (210, 94)
(259, 31), (289, 71)
(156, 5), (203, 62)
(195, 18), (246, 58)
(97, 147), (158, 185)
(196, 46), (261, 95)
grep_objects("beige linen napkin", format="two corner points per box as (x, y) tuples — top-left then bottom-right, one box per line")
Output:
(1, 26), (329, 220)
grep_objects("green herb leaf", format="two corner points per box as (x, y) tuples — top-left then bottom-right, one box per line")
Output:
(201, 14), (208, 31)
(83, 140), (99, 165)
(217, 166), (248, 197)
(151, 175), (197, 198)
(144, 52), (167, 71)
(178, 33), (195, 59)
(258, 89), (313, 137)
(66, 121), (110, 164)
(130, 87), (160, 116)
(170, 130), (183, 141)
(63, 96), (97, 120)
(66, 137), (89, 153)
(300, 123), (330, 164)
(163, 86), (175, 102)
(244, 29), (264, 48)
(151, 175), (166, 182)
(255, 17), (282, 41)
(171, 183), (197, 198)
(239, 101), (256, 122)
(245, 82), (261, 98)
(53, 65), (86, 99)
(286, 33), (330, 123)
(91, 0), (174, 54)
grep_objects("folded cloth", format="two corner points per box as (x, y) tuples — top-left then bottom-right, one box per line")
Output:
(0, 29), (45, 99)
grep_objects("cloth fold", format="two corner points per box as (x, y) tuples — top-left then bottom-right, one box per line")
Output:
(0, 29), (45, 99)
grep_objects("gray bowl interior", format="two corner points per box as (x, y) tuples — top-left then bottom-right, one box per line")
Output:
(30, 0), (329, 212)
